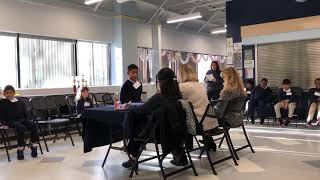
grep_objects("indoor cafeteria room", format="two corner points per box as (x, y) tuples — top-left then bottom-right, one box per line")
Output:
(0, 0), (320, 180)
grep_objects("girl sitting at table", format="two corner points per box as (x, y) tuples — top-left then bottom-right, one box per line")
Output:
(122, 68), (188, 168)
(76, 87), (94, 114)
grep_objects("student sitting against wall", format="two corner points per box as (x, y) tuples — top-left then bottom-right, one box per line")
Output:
(76, 87), (94, 114)
(120, 64), (142, 104)
(245, 79), (254, 99)
(122, 68), (188, 168)
(306, 78), (320, 127)
(248, 78), (272, 125)
(0, 85), (39, 160)
(274, 79), (296, 127)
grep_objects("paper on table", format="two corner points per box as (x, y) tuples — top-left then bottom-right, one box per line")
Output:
(315, 91), (320, 96)
(133, 81), (141, 89)
(205, 74), (215, 81)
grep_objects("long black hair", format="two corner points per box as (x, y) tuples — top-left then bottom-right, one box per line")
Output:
(156, 68), (182, 100)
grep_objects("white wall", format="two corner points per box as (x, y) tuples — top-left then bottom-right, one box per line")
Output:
(0, 0), (114, 42)
(161, 28), (227, 55)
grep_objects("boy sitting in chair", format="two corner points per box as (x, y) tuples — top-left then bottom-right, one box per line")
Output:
(0, 85), (39, 160)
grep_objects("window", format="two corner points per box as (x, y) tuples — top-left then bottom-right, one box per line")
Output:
(0, 35), (18, 88)
(138, 47), (153, 84)
(197, 55), (212, 82)
(77, 41), (110, 86)
(19, 37), (75, 89)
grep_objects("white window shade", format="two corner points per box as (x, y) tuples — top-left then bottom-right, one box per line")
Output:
(19, 37), (75, 89)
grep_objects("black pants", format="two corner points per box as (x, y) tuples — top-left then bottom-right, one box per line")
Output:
(9, 121), (39, 147)
(248, 99), (266, 119)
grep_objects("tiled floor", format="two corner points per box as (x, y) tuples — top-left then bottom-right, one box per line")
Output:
(1, 125), (320, 180)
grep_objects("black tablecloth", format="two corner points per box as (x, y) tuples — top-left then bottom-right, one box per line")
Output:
(82, 106), (132, 153)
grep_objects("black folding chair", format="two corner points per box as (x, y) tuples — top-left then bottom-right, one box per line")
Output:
(65, 95), (82, 136)
(217, 97), (255, 160)
(92, 93), (106, 107)
(0, 126), (11, 162)
(102, 93), (114, 105)
(128, 102), (198, 180)
(30, 97), (74, 152)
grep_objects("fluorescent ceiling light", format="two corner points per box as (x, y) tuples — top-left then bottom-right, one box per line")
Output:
(116, 0), (135, 3)
(167, 12), (202, 24)
(84, 0), (103, 5)
(211, 26), (227, 35)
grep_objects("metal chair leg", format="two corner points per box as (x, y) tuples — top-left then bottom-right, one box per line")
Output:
(1, 131), (11, 162)
(203, 141), (217, 175)
(218, 134), (225, 148)
(38, 125), (49, 152)
(226, 131), (239, 160)
(155, 140), (166, 180)
(66, 123), (74, 146)
(225, 131), (238, 166)
(102, 130), (113, 167)
(186, 147), (198, 176)
(242, 125), (255, 153)
(5, 131), (11, 150)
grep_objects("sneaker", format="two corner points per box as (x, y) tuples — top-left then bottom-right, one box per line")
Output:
(30, 146), (38, 158)
(260, 118), (265, 125)
(17, 150), (24, 160)
(306, 121), (312, 127)
(122, 159), (137, 169)
(278, 118), (284, 126)
(284, 119), (290, 127)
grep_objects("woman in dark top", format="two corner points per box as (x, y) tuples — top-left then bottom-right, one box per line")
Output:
(122, 68), (186, 168)
(204, 61), (223, 101)
(76, 87), (94, 114)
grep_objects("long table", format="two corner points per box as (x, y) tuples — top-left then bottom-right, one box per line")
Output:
(81, 106), (132, 153)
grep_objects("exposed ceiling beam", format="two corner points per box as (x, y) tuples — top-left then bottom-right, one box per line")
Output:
(175, 6), (197, 30)
(167, 0), (216, 8)
(197, 12), (219, 33)
(177, 0), (226, 14)
(93, 0), (103, 12)
(146, 0), (169, 24)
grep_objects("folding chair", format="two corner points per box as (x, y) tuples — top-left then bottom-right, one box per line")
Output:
(65, 95), (82, 136)
(92, 93), (106, 107)
(217, 97), (255, 161)
(0, 126), (11, 162)
(128, 102), (198, 180)
(30, 97), (74, 152)
(102, 93), (114, 105)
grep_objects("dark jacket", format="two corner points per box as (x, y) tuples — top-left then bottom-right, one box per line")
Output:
(120, 79), (142, 104)
(278, 89), (293, 102)
(309, 88), (320, 104)
(250, 86), (272, 102)
(205, 69), (223, 89)
(128, 93), (185, 155)
(0, 98), (27, 125)
(76, 98), (94, 114)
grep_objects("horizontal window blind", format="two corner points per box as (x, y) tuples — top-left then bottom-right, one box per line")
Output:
(257, 39), (320, 89)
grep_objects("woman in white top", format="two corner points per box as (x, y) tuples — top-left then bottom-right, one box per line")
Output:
(178, 64), (219, 131)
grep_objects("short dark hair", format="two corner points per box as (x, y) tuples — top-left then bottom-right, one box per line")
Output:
(282, 79), (291, 85)
(128, 64), (138, 72)
(4, 85), (15, 92)
(245, 79), (254, 85)
(261, 78), (268, 82)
